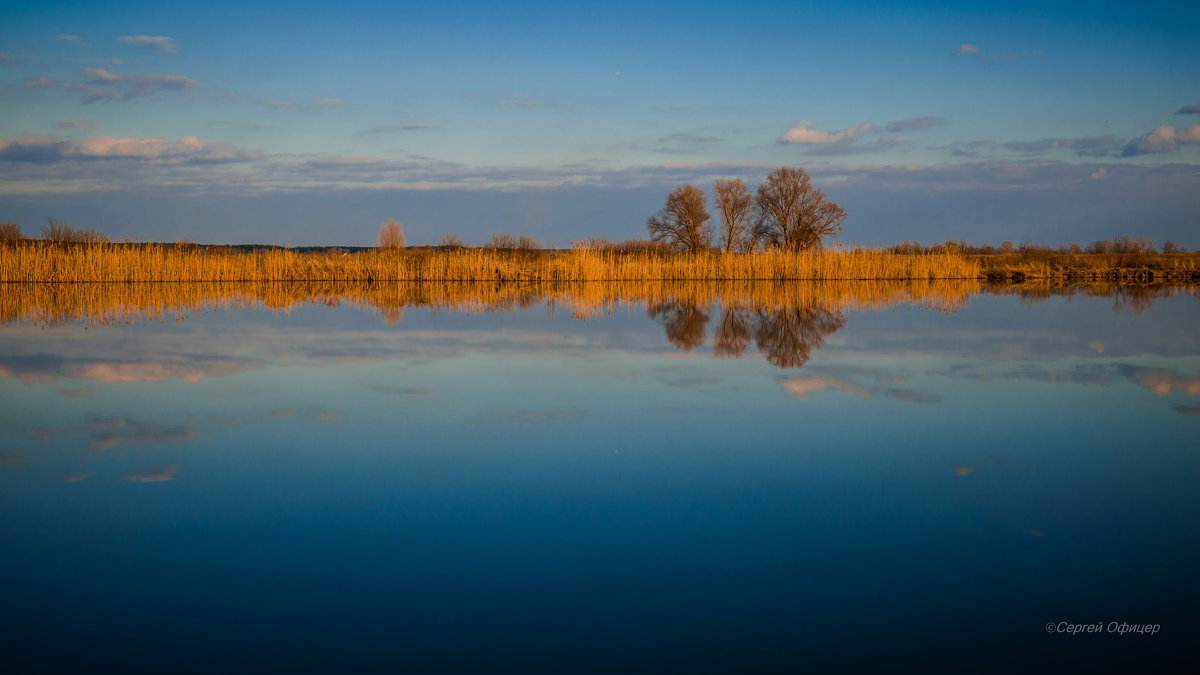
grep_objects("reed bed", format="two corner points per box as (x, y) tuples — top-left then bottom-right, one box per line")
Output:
(976, 251), (1200, 282)
(0, 241), (983, 283)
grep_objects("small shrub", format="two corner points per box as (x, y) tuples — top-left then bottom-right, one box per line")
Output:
(0, 222), (23, 241)
(483, 232), (518, 249)
(42, 218), (107, 243)
(438, 233), (466, 249)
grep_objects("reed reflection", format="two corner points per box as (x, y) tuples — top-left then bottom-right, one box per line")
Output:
(1, 279), (1191, 351)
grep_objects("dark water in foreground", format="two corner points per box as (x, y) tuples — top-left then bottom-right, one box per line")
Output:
(1, 284), (1198, 672)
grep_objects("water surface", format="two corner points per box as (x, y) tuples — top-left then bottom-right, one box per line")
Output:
(2, 282), (1197, 671)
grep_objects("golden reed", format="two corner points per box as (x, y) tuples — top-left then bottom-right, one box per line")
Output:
(0, 241), (982, 283)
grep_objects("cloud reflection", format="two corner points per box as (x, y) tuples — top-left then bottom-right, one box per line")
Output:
(884, 388), (943, 404)
(123, 464), (181, 483)
(780, 377), (869, 400)
(82, 415), (197, 451)
(490, 409), (586, 427)
(1129, 369), (1200, 396)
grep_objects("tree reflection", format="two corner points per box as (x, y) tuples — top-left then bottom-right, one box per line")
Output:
(713, 301), (753, 358)
(651, 296), (848, 368)
(752, 304), (847, 368)
(646, 299), (710, 351)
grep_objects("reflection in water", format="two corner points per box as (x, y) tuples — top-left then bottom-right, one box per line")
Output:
(5, 279), (1193, 329)
(752, 303), (847, 368)
(0, 278), (984, 328)
(647, 299), (710, 352)
(662, 292), (848, 368)
(983, 281), (1197, 316)
(2, 276), (1198, 672)
(713, 301), (753, 358)
(122, 464), (181, 483)
(1, 280), (1196, 374)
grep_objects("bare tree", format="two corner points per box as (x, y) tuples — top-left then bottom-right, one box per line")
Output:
(713, 178), (753, 252)
(378, 218), (406, 249)
(0, 222), (22, 242)
(647, 184), (712, 253)
(516, 235), (540, 250)
(752, 167), (846, 251)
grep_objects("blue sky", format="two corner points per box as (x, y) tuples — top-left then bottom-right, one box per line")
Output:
(1, 0), (1198, 246)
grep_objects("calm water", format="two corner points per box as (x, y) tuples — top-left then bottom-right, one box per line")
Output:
(1, 283), (1198, 672)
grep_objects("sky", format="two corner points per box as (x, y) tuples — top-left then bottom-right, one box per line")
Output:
(1, 0), (1198, 247)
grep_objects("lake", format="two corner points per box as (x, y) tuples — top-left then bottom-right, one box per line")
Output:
(1, 281), (1197, 672)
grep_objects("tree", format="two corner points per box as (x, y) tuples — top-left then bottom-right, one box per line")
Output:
(713, 178), (753, 252)
(0, 222), (22, 241)
(378, 218), (406, 249)
(751, 167), (846, 251)
(647, 184), (712, 253)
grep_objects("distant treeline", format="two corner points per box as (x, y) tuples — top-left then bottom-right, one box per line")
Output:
(888, 235), (1187, 255)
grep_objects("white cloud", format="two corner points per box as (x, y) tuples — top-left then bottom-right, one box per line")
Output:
(313, 97), (342, 106)
(886, 116), (946, 133)
(22, 77), (56, 89)
(55, 119), (101, 131)
(1124, 125), (1200, 155)
(495, 93), (584, 111)
(57, 34), (89, 46)
(954, 44), (980, 55)
(117, 35), (178, 53)
(1090, 167), (1107, 180)
(0, 51), (32, 66)
(81, 68), (200, 101)
(261, 99), (292, 109)
(779, 120), (874, 145)
(659, 132), (723, 144)
(0, 132), (260, 163)
(77, 57), (141, 66)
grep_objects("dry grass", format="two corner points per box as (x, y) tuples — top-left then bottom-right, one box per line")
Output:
(0, 240), (983, 283)
(2, 241), (1196, 288)
(976, 251), (1200, 282)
